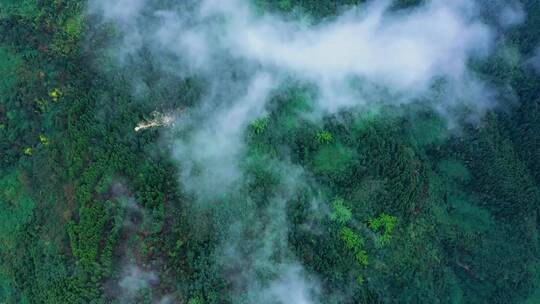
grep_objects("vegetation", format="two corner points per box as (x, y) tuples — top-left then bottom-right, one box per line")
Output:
(1, 0), (540, 303)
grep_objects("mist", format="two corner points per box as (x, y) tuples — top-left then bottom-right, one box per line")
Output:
(89, 0), (508, 193)
(86, 0), (524, 303)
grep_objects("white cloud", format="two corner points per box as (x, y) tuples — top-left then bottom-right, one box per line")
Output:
(216, 0), (491, 93)
(89, 0), (147, 22)
(173, 72), (274, 196)
(120, 0), (498, 195)
(263, 265), (320, 304)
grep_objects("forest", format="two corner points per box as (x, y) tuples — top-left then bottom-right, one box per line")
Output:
(1, 0), (540, 303)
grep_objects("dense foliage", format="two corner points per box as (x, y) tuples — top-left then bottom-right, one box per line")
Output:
(1, 0), (540, 303)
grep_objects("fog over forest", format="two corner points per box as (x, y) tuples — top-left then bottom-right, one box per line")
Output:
(1, 0), (540, 303)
